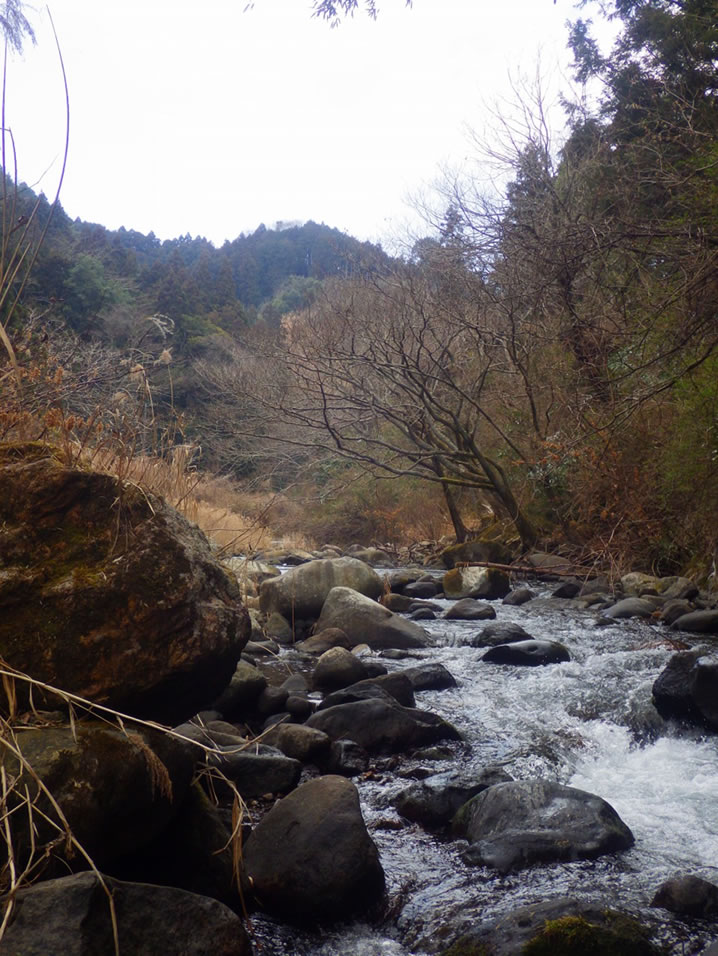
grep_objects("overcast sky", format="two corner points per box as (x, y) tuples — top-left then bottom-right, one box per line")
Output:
(8, 0), (604, 248)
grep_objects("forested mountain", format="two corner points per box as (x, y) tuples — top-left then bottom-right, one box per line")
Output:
(11, 185), (388, 349)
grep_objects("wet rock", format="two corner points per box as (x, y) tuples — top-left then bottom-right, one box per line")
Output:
(671, 609), (718, 634)
(651, 874), (718, 919)
(443, 598), (497, 621)
(316, 587), (432, 650)
(242, 775), (385, 922)
(551, 580), (581, 598)
(0, 872), (251, 955)
(442, 567), (511, 600)
(0, 444), (249, 723)
(452, 779), (634, 872)
(481, 640), (571, 666)
(327, 738), (369, 776)
(385, 569), (422, 592)
(394, 767), (512, 827)
(259, 556), (383, 621)
(503, 587), (536, 606)
(401, 662), (457, 691)
(256, 684), (290, 716)
(404, 579), (440, 599)
(319, 672), (415, 709)
(409, 606), (437, 620)
(313, 646), (370, 690)
(652, 650), (718, 730)
(471, 621), (534, 647)
(441, 897), (658, 956)
(307, 698), (461, 753)
(381, 592), (414, 612)
(659, 599), (696, 625)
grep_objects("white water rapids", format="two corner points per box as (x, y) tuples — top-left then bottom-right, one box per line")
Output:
(251, 582), (718, 955)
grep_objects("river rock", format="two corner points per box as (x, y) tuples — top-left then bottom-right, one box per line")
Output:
(621, 571), (662, 595)
(472, 621), (534, 647)
(209, 750), (301, 798)
(404, 579), (440, 599)
(401, 662), (457, 691)
(320, 672), (415, 709)
(242, 775), (384, 921)
(315, 587), (432, 650)
(652, 651), (718, 730)
(651, 874), (718, 919)
(381, 592), (414, 612)
(212, 659), (267, 718)
(443, 598), (497, 621)
(394, 767), (512, 827)
(670, 609), (718, 634)
(659, 599), (696, 625)
(348, 545), (395, 566)
(263, 723), (332, 763)
(313, 646), (370, 690)
(0, 871), (252, 955)
(1, 723), (194, 876)
(502, 587), (536, 606)
(551, 580), (582, 598)
(297, 627), (352, 653)
(409, 606), (437, 620)
(307, 698), (460, 753)
(481, 640), (571, 666)
(259, 556), (383, 621)
(452, 779), (634, 871)
(255, 547), (315, 565)
(0, 443), (249, 723)
(442, 567), (511, 600)
(386, 569), (422, 592)
(442, 897), (658, 956)
(525, 552), (573, 576)
(601, 597), (660, 620)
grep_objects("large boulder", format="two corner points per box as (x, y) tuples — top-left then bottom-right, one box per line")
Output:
(0, 871), (251, 955)
(312, 646), (370, 690)
(452, 779), (634, 872)
(442, 567), (511, 600)
(318, 672), (416, 709)
(1, 722), (194, 875)
(394, 767), (512, 828)
(242, 775), (384, 922)
(652, 651), (718, 730)
(472, 621), (534, 648)
(315, 587), (432, 650)
(307, 698), (460, 753)
(0, 444), (249, 723)
(259, 556), (383, 620)
(651, 874), (718, 919)
(670, 609), (718, 634)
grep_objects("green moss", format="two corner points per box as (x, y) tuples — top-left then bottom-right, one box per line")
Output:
(522, 914), (657, 955)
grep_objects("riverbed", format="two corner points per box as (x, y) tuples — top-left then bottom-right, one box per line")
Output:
(251, 580), (718, 955)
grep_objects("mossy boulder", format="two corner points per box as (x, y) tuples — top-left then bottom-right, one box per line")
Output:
(0, 444), (249, 722)
(442, 567), (511, 600)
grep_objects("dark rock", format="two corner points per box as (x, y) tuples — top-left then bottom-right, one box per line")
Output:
(452, 779), (634, 872)
(651, 874), (718, 919)
(0, 872), (251, 955)
(326, 738), (369, 776)
(671, 609), (718, 634)
(212, 659), (267, 718)
(285, 695), (314, 719)
(472, 621), (534, 648)
(443, 598), (497, 621)
(502, 587), (536, 606)
(409, 606), (437, 620)
(256, 684), (290, 716)
(262, 723), (332, 763)
(659, 599), (696, 625)
(652, 651), (718, 730)
(0, 723), (194, 875)
(380, 592), (414, 612)
(404, 580), (440, 599)
(481, 640), (571, 666)
(385, 569), (422, 592)
(552, 580), (581, 598)
(307, 698), (460, 753)
(209, 750), (301, 798)
(0, 444), (249, 723)
(313, 646), (370, 690)
(319, 673), (416, 710)
(394, 767), (512, 827)
(401, 662), (457, 691)
(242, 775), (384, 921)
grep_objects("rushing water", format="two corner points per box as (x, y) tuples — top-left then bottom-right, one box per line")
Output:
(252, 581), (718, 955)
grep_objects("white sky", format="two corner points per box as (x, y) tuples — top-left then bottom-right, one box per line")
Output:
(7, 0), (603, 248)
